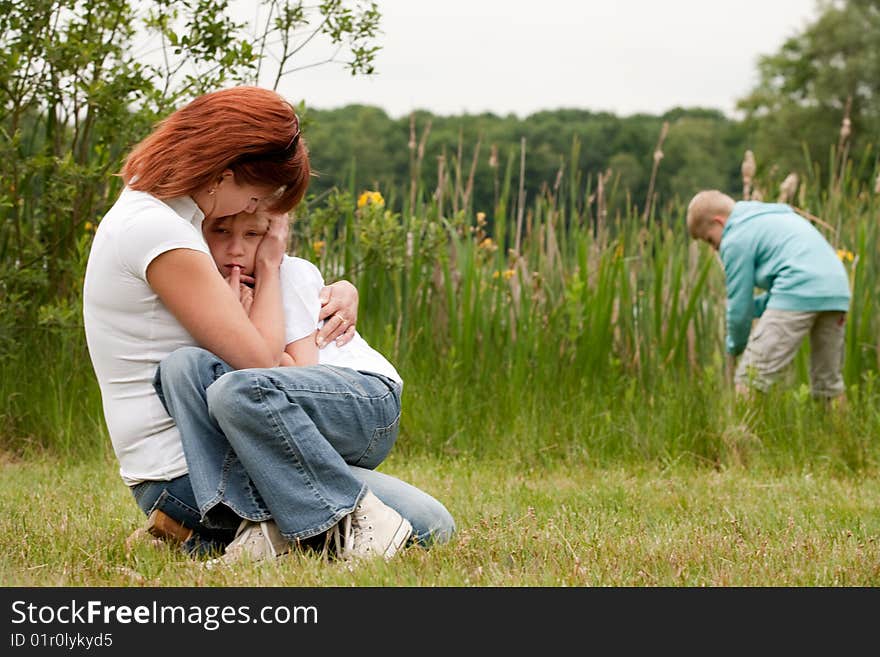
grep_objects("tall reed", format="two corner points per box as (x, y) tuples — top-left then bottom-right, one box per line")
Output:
(3, 126), (879, 474)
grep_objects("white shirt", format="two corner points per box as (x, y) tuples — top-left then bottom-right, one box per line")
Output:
(280, 255), (402, 385)
(83, 188), (209, 485)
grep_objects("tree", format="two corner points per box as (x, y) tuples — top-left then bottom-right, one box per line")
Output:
(0, 0), (381, 329)
(737, 0), (880, 179)
(661, 114), (744, 204)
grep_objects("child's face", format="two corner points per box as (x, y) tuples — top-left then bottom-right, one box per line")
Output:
(703, 219), (724, 251)
(202, 213), (269, 278)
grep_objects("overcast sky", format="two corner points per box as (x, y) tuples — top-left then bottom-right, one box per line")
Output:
(252, 0), (820, 119)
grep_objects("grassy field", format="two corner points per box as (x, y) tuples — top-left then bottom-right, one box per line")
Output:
(2, 447), (879, 587)
(1, 143), (878, 587)
(3, 327), (878, 587)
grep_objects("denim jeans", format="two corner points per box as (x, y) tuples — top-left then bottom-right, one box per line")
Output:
(131, 465), (454, 550)
(152, 346), (455, 546)
(130, 474), (236, 556)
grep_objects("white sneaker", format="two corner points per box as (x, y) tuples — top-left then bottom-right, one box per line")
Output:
(206, 519), (290, 568)
(324, 490), (413, 562)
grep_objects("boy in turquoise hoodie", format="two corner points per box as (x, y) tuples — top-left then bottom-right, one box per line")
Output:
(686, 190), (850, 399)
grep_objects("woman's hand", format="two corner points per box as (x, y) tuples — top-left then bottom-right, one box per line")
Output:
(254, 210), (290, 272)
(316, 280), (358, 347)
(244, 208), (288, 360)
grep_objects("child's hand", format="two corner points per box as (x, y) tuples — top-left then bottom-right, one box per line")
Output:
(226, 266), (254, 314)
(239, 282), (254, 315)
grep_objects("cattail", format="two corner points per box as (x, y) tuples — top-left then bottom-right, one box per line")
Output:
(834, 97), (853, 193)
(778, 172), (798, 203)
(741, 150), (756, 200)
(435, 154), (446, 211)
(741, 150), (756, 179)
(597, 169), (608, 237)
(488, 144), (498, 169)
(642, 121), (669, 224)
(653, 122), (668, 164)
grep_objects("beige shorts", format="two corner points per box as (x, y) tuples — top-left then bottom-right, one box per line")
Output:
(735, 308), (846, 398)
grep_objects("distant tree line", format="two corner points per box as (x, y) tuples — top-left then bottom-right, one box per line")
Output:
(302, 0), (880, 222)
(302, 105), (749, 222)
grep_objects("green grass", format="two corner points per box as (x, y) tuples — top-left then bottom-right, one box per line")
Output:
(1, 142), (878, 587)
(2, 451), (878, 587)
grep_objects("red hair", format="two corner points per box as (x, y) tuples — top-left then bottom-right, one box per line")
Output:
(122, 86), (310, 212)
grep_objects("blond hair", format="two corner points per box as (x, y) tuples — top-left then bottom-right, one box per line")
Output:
(686, 190), (735, 239)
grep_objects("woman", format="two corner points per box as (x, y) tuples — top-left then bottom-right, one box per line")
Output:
(83, 86), (454, 563)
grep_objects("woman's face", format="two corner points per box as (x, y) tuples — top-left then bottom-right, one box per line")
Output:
(202, 213), (270, 278)
(202, 171), (277, 221)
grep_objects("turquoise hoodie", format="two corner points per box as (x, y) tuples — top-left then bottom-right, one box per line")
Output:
(720, 201), (850, 355)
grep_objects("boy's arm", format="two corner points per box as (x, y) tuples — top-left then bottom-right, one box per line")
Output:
(278, 256), (334, 365)
(753, 292), (769, 317)
(283, 332), (319, 366)
(721, 240), (757, 356)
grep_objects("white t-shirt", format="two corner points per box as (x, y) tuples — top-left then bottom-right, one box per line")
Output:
(280, 255), (402, 385)
(83, 188), (209, 485)
(85, 190), (399, 486)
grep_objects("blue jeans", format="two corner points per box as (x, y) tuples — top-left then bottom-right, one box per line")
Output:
(131, 473), (236, 556)
(152, 346), (455, 546)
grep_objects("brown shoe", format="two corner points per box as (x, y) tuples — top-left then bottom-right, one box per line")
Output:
(146, 509), (194, 544)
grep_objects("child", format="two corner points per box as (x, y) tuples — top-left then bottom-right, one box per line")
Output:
(200, 211), (411, 563)
(686, 189), (850, 400)
(203, 211), (400, 382)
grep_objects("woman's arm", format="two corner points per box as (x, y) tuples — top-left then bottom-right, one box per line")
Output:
(243, 212), (288, 356)
(147, 250), (281, 368)
(146, 212), (289, 370)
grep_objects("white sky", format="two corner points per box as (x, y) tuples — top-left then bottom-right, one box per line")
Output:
(254, 0), (821, 119)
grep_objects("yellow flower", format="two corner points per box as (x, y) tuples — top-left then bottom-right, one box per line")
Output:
(312, 240), (326, 256)
(476, 211), (486, 226)
(837, 248), (855, 263)
(478, 237), (497, 252)
(502, 269), (515, 281)
(84, 221), (95, 232)
(492, 270), (500, 279)
(357, 190), (385, 208)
